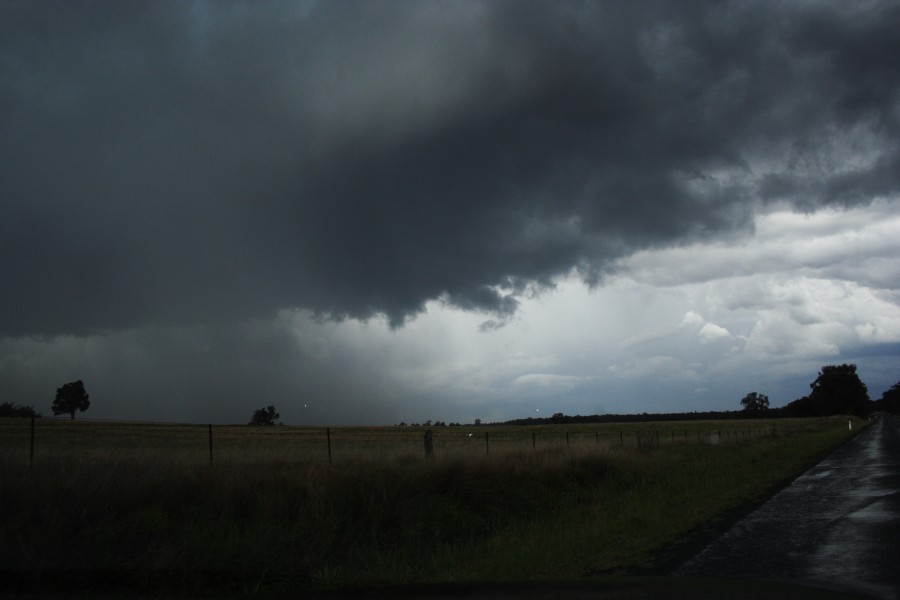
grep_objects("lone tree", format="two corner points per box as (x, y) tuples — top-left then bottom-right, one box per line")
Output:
(740, 392), (769, 413)
(808, 364), (870, 416)
(249, 405), (280, 426)
(52, 380), (90, 419)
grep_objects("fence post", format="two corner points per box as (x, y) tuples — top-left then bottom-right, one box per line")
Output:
(485, 431), (490, 455)
(424, 430), (434, 459)
(533, 431), (536, 452)
(620, 431), (624, 446)
(208, 424), (213, 467)
(327, 427), (332, 465)
(566, 432), (570, 446)
(30, 415), (35, 466)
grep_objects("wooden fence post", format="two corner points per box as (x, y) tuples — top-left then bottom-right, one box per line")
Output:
(327, 427), (332, 465)
(30, 415), (35, 466)
(485, 431), (490, 455)
(424, 430), (434, 459)
(533, 432), (536, 452)
(208, 424), (213, 467)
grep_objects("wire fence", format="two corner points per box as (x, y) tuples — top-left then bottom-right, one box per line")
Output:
(0, 415), (821, 467)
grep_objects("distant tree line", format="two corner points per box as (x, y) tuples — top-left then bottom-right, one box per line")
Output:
(0, 402), (40, 418)
(495, 364), (898, 426)
(498, 410), (753, 427)
(397, 420), (465, 427)
(7, 365), (896, 426)
(875, 381), (900, 414)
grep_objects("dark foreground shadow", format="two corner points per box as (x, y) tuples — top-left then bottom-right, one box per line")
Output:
(3, 572), (883, 599)
(311, 577), (888, 600)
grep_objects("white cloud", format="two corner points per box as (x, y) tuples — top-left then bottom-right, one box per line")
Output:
(698, 322), (731, 342)
(620, 199), (900, 288)
(737, 277), (900, 359)
(3, 201), (898, 423)
(682, 311), (705, 326)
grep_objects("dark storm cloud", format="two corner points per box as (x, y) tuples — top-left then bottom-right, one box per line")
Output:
(2, 0), (898, 335)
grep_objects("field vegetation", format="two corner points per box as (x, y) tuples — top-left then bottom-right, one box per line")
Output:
(0, 415), (864, 595)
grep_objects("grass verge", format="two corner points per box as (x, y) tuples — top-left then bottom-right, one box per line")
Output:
(429, 421), (858, 583)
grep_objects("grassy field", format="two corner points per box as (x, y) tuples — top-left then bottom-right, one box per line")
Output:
(0, 416), (828, 464)
(0, 415), (864, 595)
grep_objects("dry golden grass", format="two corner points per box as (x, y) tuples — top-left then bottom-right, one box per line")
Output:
(0, 415), (863, 594)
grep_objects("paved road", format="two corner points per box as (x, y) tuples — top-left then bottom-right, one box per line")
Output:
(674, 415), (900, 599)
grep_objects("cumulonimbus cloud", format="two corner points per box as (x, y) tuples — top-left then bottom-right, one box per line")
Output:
(1, 0), (898, 336)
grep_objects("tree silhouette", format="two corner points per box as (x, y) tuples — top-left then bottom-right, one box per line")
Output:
(783, 395), (815, 417)
(740, 392), (769, 413)
(52, 380), (90, 419)
(809, 364), (870, 416)
(0, 402), (39, 417)
(876, 382), (900, 414)
(249, 405), (280, 426)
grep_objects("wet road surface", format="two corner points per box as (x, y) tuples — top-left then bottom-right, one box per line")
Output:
(674, 415), (900, 599)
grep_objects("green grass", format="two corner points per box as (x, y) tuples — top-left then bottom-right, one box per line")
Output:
(0, 416), (863, 594)
(431, 425), (856, 582)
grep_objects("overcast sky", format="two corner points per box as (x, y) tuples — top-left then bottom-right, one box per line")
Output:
(2, 1), (899, 425)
